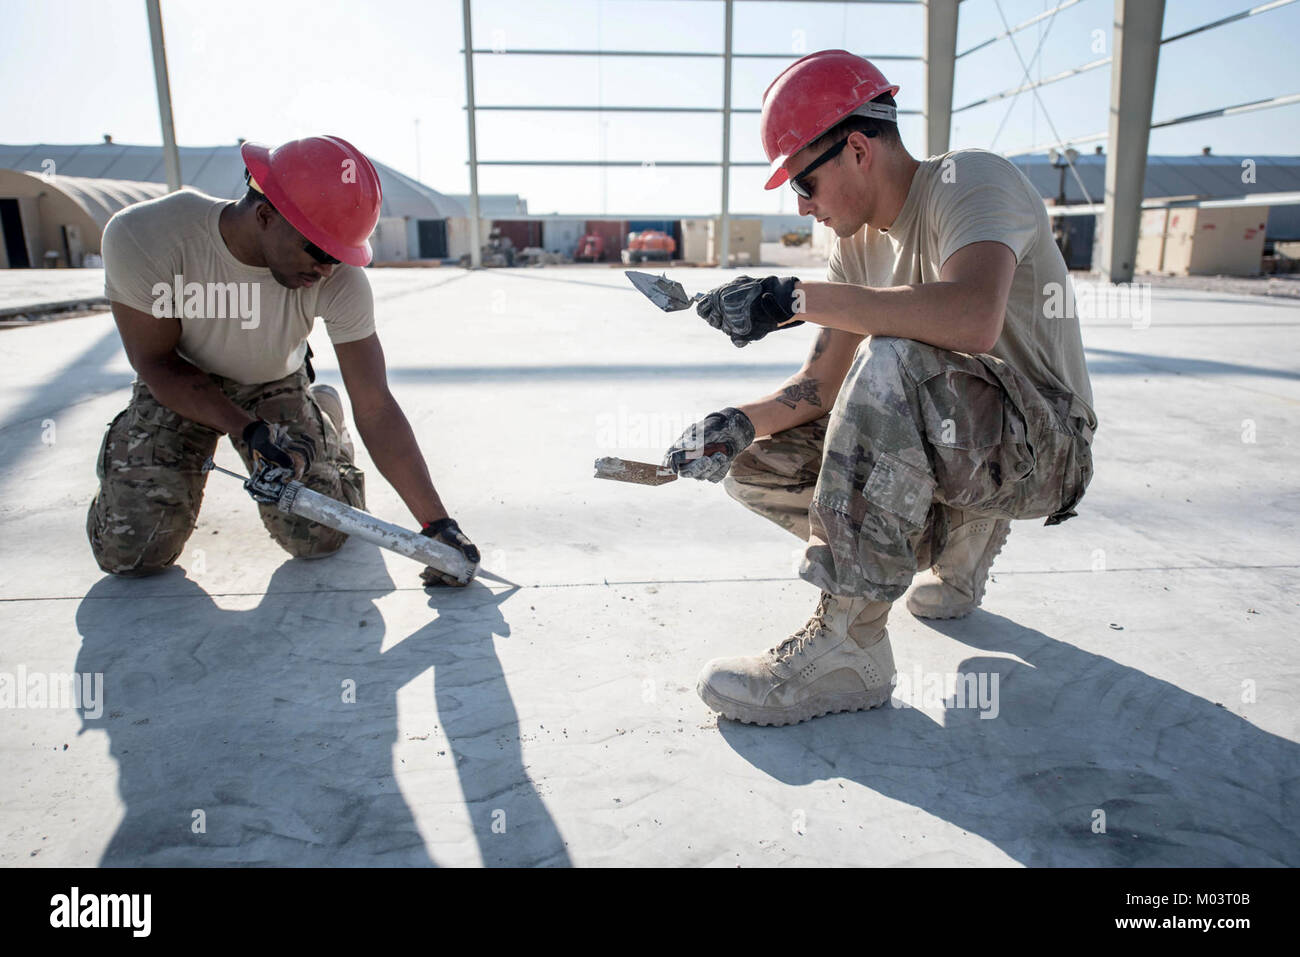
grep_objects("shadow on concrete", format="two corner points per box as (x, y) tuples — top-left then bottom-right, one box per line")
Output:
(73, 543), (569, 866)
(416, 585), (571, 866)
(1084, 346), (1300, 381)
(0, 324), (126, 475)
(717, 610), (1300, 866)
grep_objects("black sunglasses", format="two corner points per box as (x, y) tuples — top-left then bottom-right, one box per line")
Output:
(790, 130), (878, 199)
(303, 239), (340, 266)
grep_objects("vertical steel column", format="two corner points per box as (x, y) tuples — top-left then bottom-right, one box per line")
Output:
(924, 0), (959, 156)
(718, 0), (734, 267)
(462, 0), (483, 268)
(145, 0), (182, 192)
(1099, 0), (1165, 283)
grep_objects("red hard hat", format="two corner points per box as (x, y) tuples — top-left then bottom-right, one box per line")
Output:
(760, 50), (900, 190)
(241, 135), (383, 266)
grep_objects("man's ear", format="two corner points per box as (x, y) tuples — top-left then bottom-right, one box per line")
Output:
(846, 131), (875, 174)
(253, 200), (277, 230)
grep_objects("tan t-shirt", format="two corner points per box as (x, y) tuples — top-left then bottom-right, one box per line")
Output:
(828, 148), (1097, 432)
(102, 188), (375, 384)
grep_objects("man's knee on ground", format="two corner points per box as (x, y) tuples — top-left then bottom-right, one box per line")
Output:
(88, 527), (186, 578)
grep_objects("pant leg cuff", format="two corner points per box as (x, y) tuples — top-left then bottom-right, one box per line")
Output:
(798, 559), (905, 602)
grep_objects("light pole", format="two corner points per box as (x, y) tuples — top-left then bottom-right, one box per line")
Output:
(1048, 147), (1078, 264)
(1048, 147), (1079, 206)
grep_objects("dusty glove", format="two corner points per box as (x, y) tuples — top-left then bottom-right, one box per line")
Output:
(241, 420), (316, 498)
(420, 518), (481, 587)
(663, 407), (756, 483)
(696, 275), (803, 348)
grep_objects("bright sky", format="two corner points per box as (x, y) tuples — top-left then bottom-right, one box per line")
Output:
(3, 0), (1298, 216)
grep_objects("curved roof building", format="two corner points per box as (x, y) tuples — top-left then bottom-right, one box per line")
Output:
(0, 141), (469, 266)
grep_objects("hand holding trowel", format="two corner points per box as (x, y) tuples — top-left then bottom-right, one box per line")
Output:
(594, 272), (720, 486)
(594, 409), (756, 487)
(600, 272), (794, 485)
(624, 270), (804, 348)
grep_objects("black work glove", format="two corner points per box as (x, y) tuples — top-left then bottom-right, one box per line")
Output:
(241, 419), (316, 490)
(696, 275), (803, 348)
(663, 407), (756, 483)
(420, 517), (481, 587)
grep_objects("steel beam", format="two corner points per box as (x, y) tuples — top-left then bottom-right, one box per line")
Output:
(924, 0), (959, 155)
(462, 0), (482, 267)
(719, 0), (733, 268)
(145, 0), (182, 192)
(464, 48), (922, 60)
(1099, 0), (1166, 283)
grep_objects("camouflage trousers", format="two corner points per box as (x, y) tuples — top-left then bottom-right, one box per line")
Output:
(724, 336), (1095, 602)
(87, 366), (365, 577)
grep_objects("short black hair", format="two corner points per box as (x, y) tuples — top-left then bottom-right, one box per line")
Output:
(805, 91), (901, 156)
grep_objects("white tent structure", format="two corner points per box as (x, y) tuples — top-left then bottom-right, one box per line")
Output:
(0, 142), (476, 265)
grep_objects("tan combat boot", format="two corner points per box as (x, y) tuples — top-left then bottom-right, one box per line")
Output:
(697, 592), (895, 726)
(906, 514), (1010, 619)
(310, 383), (355, 460)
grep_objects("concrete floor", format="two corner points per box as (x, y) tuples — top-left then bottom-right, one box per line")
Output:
(1, 265), (1297, 867)
(0, 268), (108, 312)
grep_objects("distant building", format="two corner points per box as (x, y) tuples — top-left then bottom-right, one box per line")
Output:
(1008, 151), (1300, 241)
(0, 141), (480, 267)
(0, 169), (167, 268)
(791, 152), (1300, 273)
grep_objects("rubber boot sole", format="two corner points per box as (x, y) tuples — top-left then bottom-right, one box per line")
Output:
(697, 680), (892, 727)
(908, 601), (976, 621)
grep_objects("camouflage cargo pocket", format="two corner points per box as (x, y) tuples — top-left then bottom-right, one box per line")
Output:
(128, 383), (218, 469)
(95, 409), (130, 481)
(914, 365), (1035, 514)
(971, 362), (1081, 521)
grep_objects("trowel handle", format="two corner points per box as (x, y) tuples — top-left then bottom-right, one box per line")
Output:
(668, 443), (730, 466)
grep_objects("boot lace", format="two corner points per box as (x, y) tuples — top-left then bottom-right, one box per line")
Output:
(772, 592), (833, 662)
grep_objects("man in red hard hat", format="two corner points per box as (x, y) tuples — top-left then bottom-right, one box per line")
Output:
(661, 51), (1097, 725)
(87, 135), (478, 585)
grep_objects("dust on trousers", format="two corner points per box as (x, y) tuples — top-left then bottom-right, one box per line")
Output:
(87, 367), (364, 577)
(724, 335), (1095, 602)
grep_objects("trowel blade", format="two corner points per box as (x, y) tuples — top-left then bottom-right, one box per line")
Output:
(625, 270), (696, 312)
(594, 456), (678, 486)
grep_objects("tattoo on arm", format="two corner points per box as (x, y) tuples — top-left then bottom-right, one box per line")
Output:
(776, 378), (822, 410)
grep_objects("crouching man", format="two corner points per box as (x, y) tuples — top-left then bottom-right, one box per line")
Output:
(662, 52), (1097, 725)
(87, 135), (478, 585)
